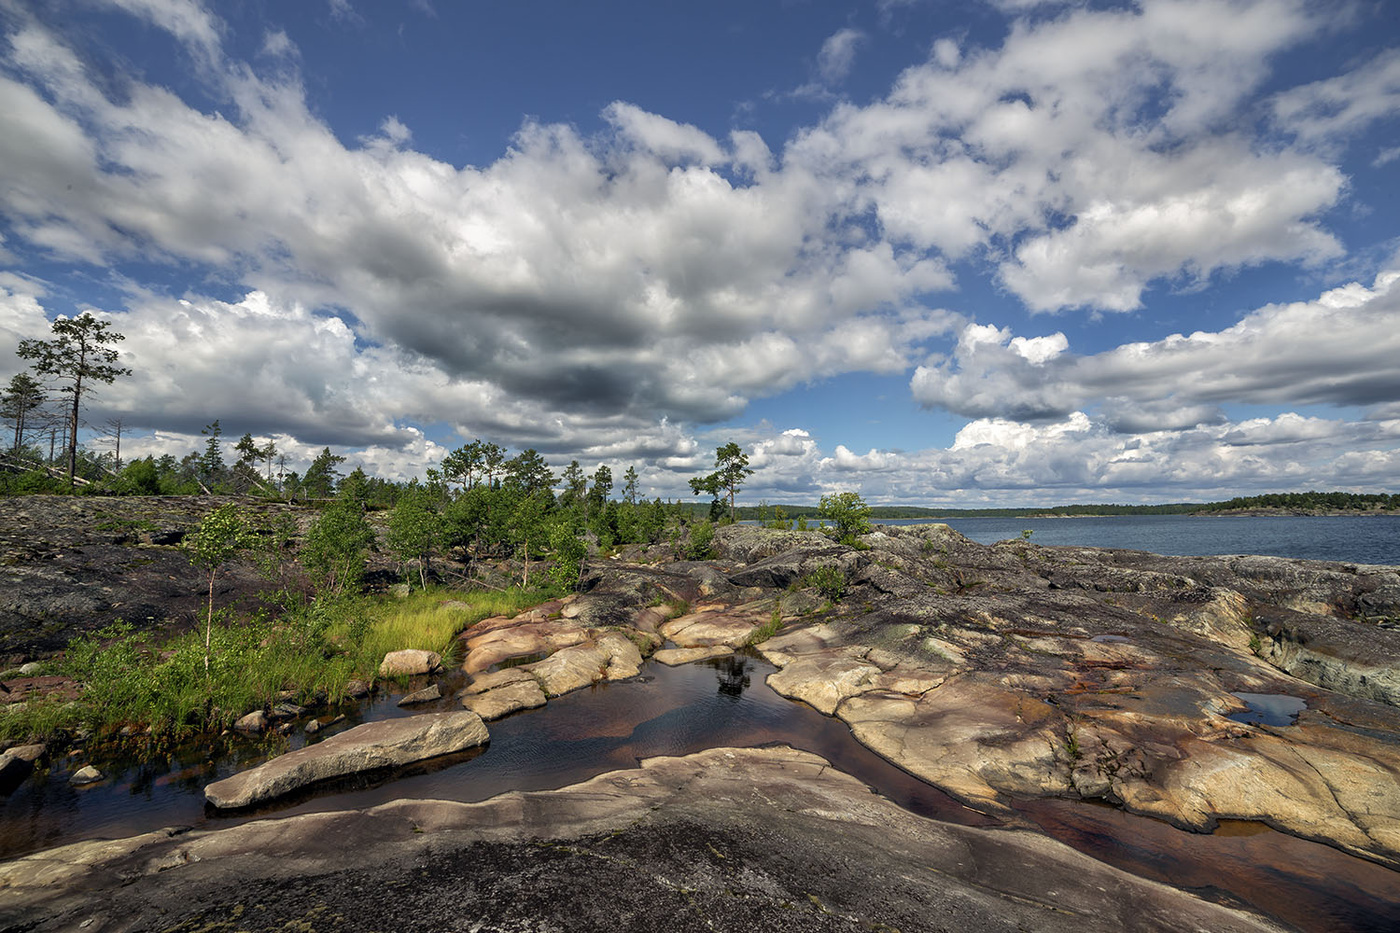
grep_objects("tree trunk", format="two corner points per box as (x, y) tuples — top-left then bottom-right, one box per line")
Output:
(67, 375), (81, 489)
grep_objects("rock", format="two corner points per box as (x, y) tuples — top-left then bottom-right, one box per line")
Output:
(397, 683), (442, 706)
(5, 743), (46, 763)
(377, 649), (442, 678)
(303, 718), (321, 735)
(460, 678), (547, 720)
(658, 605), (764, 648)
(526, 632), (643, 697)
(204, 711), (489, 809)
(269, 702), (304, 720)
(388, 583), (411, 598)
(3, 748), (1289, 933)
(765, 649), (883, 715)
(17, 662), (41, 676)
(461, 667), (535, 695)
(233, 710), (267, 733)
(343, 679), (372, 698)
(461, 619), (588, 674)
(69, 765), (102, 786)
(653, 645), (733, 666)
(0, 748), (39, 794)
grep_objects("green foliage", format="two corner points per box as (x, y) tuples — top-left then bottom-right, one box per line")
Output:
(301, 447), (345, 499)
(387, 484), (440, 589)
(801, 565), (848, 602)
(686, 518), (716, 560)
(689, 442), (753, 523)
(548, 517), (588, 590)
(746, 597), (785, 645)
(1, 372), (44, 453)
(819, 491), (872, 544)
(301, 497), (376, 594)
(15, 312), (131, 488)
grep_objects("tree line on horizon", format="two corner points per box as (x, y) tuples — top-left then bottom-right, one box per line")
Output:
(4, 316), (1395, 516)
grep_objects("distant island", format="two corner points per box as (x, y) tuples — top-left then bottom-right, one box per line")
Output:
(735, 491), (1400, 521)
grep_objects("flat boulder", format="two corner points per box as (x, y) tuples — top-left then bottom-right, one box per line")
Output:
(659, 606), (764, 648)
(653, 645), (733, 666)
(204, 711), (488, 810)
(378, 649), (442, 678)
(460, 678), (547, 720)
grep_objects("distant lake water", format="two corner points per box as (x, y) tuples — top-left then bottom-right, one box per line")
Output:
(874, 514), (1400, 566)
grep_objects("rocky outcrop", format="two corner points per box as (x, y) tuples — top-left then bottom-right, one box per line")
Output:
(0, 496), (310, 662)
(203, 711), (488, 809)
(1, 747), (1286, 933)
(730, 524), (1400, 869)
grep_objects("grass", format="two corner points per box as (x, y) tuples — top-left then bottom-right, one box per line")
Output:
(745, 598), (785, 646)
(0, 583), (564, 745)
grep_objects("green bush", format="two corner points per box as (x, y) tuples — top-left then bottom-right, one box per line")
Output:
(686, 519), (715, 560)
(801, 565), (848, 602)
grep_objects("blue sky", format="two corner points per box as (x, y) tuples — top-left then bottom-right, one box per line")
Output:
(1, 0), (1399, 506)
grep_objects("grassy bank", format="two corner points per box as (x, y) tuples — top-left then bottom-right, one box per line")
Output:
(0, 584), (560, 745)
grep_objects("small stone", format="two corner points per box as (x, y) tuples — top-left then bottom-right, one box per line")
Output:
(234, 710), (268, 733)
(344, 679), (371, 698)
(270, 702), (305, 719)
(70, 765), (102, 785)
(389, 583), (412, 598)
(398, 683), (442, 706)
(17, 662), (41, 676)
(304, 719), (321, 735)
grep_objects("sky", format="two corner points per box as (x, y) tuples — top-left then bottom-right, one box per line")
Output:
(1, 0), (1398, 507)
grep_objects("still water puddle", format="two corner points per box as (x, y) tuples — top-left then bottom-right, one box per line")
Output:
(1228, 692), (1308, 726)
(3, 654), (1396, 932)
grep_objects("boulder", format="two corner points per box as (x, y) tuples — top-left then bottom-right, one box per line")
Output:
(653, 645), (733, 666)
(526, 633), (643, 697)
(397, 684), (442, 706)
(460, 679), (547, 720)
(204, 711), (489, 810)
(233, 710), (267, 733)
(0, 745), (44, 794)
(658, 606), (763, 648)
(69, 765), (102, 786)
(377, 649), (442, 678)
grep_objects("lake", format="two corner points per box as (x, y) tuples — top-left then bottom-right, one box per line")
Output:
(880, 514), (1400, 565)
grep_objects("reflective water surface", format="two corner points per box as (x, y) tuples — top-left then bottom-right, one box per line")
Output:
(3, 653), (1398, 932)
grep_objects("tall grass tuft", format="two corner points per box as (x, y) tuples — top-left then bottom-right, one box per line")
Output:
(1, 584), (566, 745)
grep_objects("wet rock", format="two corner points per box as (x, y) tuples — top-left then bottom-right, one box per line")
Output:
(653, 645), (733, 666)
(461, 618), (588, 674)
(3, 748), (1286, 933)
(397, 684), (442, 706)
(0, 744), (45, 793)
(343, 679), (372, 698)
(69, 765), (102, 786)
(460, 678), (547, 720)
(269, 702), (305, 720)
(658, 605), (764, 648)
(526, 632), (643, 697)
(378, 649), (442, 678)
(204, 711), (489, 809)
(233, 710), (267, 733)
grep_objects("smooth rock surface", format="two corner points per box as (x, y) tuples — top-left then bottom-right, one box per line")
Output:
(377, 649), (442, 678)
(203, 711), (488, 809)
(0, 747), (1285, 933)
(460, 678), (547, 720)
